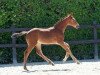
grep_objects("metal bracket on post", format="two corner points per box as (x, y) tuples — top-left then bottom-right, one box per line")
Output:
(11, 25), (17, 64)
(93, 21), (98, 60)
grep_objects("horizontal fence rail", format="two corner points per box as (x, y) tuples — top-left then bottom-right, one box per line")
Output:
(0, 39), (100, 48)
(0, 23), (100, 64)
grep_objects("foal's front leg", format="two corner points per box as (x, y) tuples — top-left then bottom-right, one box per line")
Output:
(35, 43), (55, 66)
(58, 41), (80, 64)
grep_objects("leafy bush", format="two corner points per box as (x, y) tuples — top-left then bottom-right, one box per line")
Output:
(0, 48), (12, 64)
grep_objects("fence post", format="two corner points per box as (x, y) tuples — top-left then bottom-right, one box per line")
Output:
(93, 21), (98, 60)
(11, 25), (17, 64)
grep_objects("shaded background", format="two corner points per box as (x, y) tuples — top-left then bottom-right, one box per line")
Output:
(0, 0), (100, 64)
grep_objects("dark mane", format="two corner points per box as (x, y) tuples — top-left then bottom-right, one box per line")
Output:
(54, 18), (64, 26)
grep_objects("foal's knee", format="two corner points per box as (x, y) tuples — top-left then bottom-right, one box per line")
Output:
(36, 50), (40, 55)
(64, 42), (70, 48)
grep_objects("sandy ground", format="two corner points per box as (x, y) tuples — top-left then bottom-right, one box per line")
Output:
(0, 60), (100, 75)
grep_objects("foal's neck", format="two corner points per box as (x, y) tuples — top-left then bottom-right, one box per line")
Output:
(54, 18), (68, 33)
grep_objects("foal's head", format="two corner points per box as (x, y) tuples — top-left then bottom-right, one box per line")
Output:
(66, 14), (80, 29)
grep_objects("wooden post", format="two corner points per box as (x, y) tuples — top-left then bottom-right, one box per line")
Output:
(93, 21), (98, 60)
(11, 25), (17, 64)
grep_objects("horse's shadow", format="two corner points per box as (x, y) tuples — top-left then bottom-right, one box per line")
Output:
(22, 69), (71, 73)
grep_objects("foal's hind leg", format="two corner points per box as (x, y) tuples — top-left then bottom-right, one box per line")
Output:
(23, 32), (38, 71)
(24, 44), (36, 71)
(58, 41), (80, 64)
(35, 43), (54, 66)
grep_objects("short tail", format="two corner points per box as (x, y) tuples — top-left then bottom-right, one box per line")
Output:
(11, 31), (28, 38)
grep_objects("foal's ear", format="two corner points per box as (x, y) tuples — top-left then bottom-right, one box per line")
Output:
(67, 12), (73, 17)
(70, 12), (73, 16)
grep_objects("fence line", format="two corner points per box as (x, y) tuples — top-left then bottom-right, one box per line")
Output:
(0, 23), (100, 64)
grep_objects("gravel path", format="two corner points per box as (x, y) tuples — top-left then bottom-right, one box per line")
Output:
(0, 60), (100, 75)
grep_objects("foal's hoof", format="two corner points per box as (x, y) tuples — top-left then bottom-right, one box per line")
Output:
(49, 61), (55, 66)
(24, 67), (29, 71)
(63, 59), (66, 63)
(51, 63), (55, 66)
(76, 61), (80, 64)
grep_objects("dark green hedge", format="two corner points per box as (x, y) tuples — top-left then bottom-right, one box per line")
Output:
(0, 0), (100, 63)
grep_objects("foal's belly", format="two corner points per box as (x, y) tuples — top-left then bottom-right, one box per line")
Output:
(38, 34), (57, 44)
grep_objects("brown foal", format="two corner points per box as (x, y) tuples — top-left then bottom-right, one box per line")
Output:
(11, 14), (80, 71)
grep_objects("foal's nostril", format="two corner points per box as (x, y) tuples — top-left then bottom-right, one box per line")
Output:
(76, 25), (80, 29)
